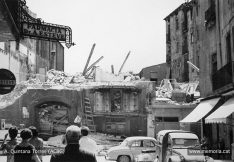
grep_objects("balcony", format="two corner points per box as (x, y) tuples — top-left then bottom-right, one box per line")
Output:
(212, 61), (233, 91)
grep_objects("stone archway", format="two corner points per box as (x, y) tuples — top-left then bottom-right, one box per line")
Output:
(29, 96), (72, 138)
(37, 101), (70, 136)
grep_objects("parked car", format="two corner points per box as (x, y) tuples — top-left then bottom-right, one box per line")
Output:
(105, 136), (157, 162)
(135, 130), (214, 162)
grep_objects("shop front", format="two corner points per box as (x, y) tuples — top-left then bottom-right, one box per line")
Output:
(205, 97), (234, 160)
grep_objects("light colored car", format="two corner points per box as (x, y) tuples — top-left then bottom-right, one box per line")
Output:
(105, 136), (157, 162)
(136, 130), (214, 162)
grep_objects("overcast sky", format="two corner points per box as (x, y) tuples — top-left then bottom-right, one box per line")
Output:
(26, 0), (185, 75)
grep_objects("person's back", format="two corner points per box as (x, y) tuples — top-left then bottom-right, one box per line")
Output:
(29, 137), (43, 149)
(79, 126), (98, 155)
(79, 136), (97, 154)
(14, 144), (35, 162)
(29, 126), (44, 162)
(0, 126), (19, 162)
(50, 144), (96, 162)
(29, 137), (43, 161)
(14, 128), (41, 162)
(50, 125), (97, 162)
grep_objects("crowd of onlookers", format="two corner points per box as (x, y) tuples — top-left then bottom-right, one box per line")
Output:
(0, 125), (98, 162)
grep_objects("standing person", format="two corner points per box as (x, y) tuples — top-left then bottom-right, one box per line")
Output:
(0, 126), (19, 162)
(79, 126), (98, 155)
(201, 136), (210, 156)
(14, 128), (41, 162)
(50, 125), (97, 162)
(217, 137), (225, 159)
(29, 126), (44, 162)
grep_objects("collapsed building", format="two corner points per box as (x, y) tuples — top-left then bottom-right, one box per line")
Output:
(147, 79), (200, 138)
(0, 69), (154, 137)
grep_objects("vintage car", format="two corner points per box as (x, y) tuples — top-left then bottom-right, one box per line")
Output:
(135, 130), (214, 162)
(105, 136), (157, 162)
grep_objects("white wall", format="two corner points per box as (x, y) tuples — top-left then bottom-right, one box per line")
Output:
(0, 48), (10, 70)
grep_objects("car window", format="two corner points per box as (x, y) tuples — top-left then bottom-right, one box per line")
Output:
(143, 140), (156, 147)
(120, 140), (128, 146)
(168, 137), (172, 148)
(131, 140), (142, 147)
(172, 138), (199, 148)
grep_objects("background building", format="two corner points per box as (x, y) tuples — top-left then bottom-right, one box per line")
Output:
(164, 1), (199, 82)
(0, 0), (64, 83)
(171, 0), (234, 160)
(139, 63), (169, 86)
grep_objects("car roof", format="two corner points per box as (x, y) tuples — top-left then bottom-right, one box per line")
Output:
(125, 136), (156, 141)
(157, 130), (193, 144)
(157, 130), (191, 137)
(169, 132), (198, 139)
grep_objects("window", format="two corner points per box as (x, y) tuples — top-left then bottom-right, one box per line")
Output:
(175, 16), (179, 30)
(205, 0), (216, 29)
(197, 29), (199, 40)
(211, 53), (217, 74)
(208, 0), (215, 6)
(196, 3), (199, 16)
(176, 42), (179, 53)
(143, 140), (155, 147)
(155, 117), (179, 122)
(131, 141), (142, 147)
(111, 89), (122, 112)
(191, 33), (194, 43)
(196, 54), (200, 68)
(226, 32), (232, 63)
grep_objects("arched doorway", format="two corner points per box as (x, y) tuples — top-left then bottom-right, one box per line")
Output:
(36, 101), (70, 137)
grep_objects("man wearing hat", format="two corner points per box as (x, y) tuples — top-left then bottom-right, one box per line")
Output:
(50, 125), (97, 162)
(79, 126), (98, 155)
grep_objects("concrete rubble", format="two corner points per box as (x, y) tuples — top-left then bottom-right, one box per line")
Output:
(155, 79), (200, 105)
(0, 69), (144, 109)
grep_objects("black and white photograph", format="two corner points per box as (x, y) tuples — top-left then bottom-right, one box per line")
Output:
(0, 0), (233, 162)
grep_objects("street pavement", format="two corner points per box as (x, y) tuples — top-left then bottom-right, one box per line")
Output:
(0, 155), (115, 162)
(0, 155), (233, 162)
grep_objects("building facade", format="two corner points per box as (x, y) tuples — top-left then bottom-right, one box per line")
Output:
(0, 0), (65, 83)
(139, 63), (169, 86)
(147, 102), (196, 138)
(169, 0), (234, 160)
(165, 2), (198, 82)
(0, 81), (154, 137)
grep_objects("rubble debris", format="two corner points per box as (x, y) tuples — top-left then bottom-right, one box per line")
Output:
(122, 72), (141, 81)
(155, 79), (200, 104)
(46, 69), (73, 84)
(0, 83), (27, 109)
(46, 69), (88, 84)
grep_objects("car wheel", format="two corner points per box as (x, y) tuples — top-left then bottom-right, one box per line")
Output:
(117, 155), (130, 162)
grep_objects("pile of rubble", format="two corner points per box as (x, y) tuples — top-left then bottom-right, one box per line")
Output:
(155, 79), (200, 104)
(0, 69), (145, 109)
(46, 69), (88, 85)
(121, 72), (141, 81)
(0, 83), (27, 109)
